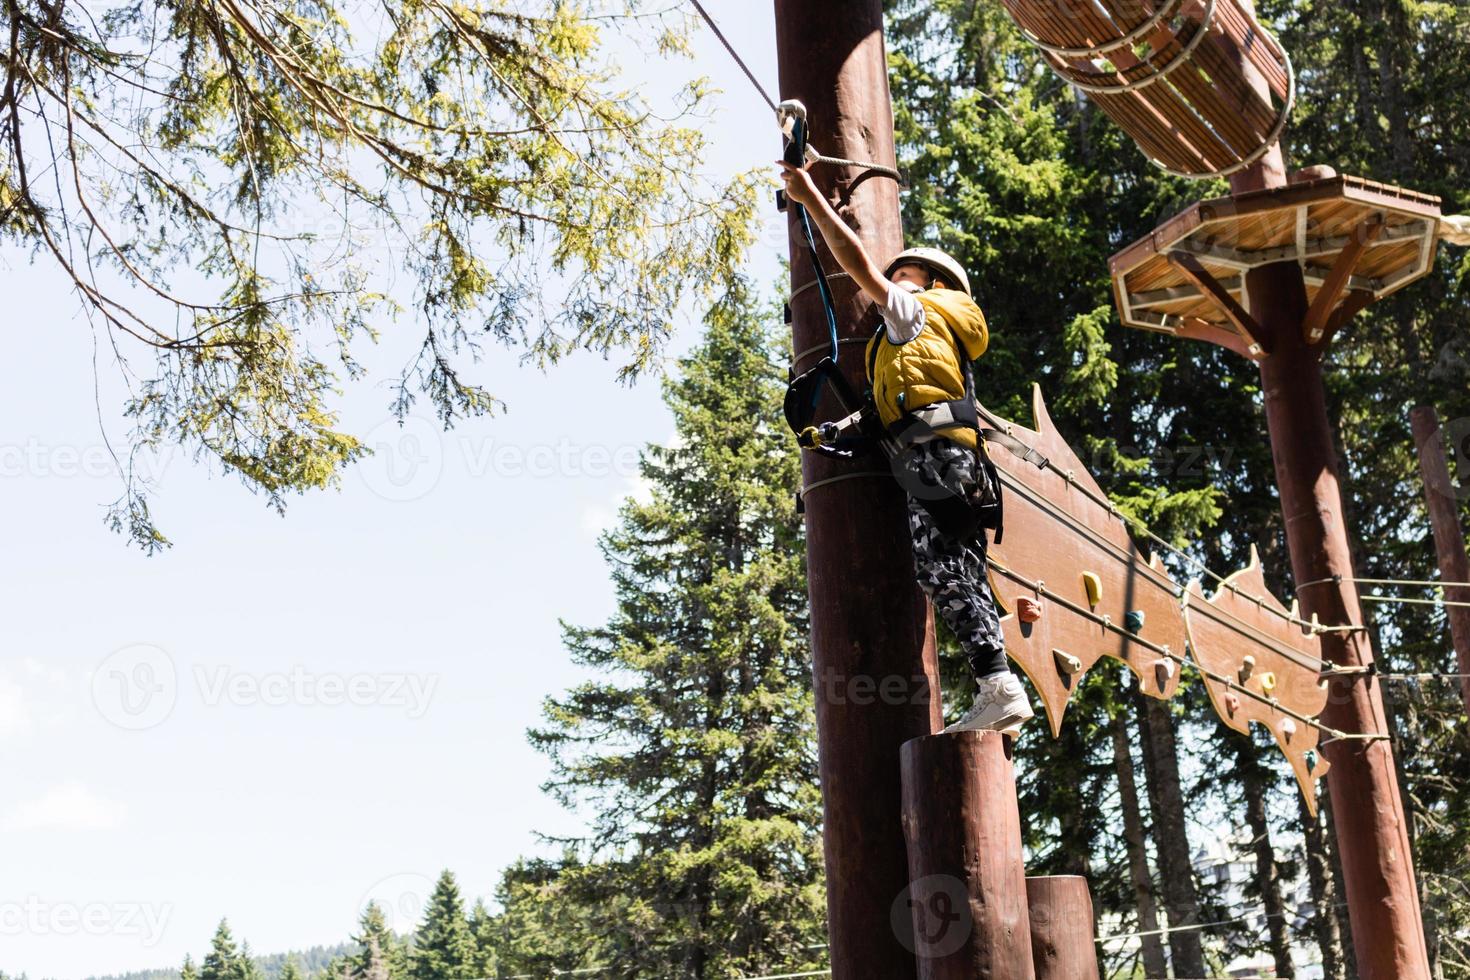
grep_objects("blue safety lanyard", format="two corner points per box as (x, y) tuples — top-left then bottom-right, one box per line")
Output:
(785, 117), (840, 363)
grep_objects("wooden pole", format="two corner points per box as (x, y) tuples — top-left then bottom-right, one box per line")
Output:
(899, 732), (1035, 980)
(1026, 877), (1100, 980)
(1224, 4), (1429, 974)
(773, 4), (941, 978)
(1256, 301), (1430, 978)
(1409, 405), (1470, 716)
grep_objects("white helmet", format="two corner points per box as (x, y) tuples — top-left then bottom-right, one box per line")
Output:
(884, 247), (971, 297)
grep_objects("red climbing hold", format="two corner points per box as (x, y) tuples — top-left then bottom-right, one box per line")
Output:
(1017, 597), (1043, 623)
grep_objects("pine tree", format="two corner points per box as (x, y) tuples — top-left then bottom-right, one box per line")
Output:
(180, 956), (199, 980)
(349, 902), (406, 980)
(408, 871), (477, 980)
(278, 959), (304, 980)
(523, 281), (825, 978)
(200, 921), (256, 980)
(465, 900), (498, 978)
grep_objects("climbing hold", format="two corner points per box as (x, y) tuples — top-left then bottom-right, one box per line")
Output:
(1238, 655), (1256, 684)
(1054, 650), (1083, 676)
(1261, 671), (1278, 693)
(1082, 571), (1102, 607)
(1224, 693), (1241, 716)
(1017, 597), (1043, 623)
(1154, 658), (1175, 690)
(1280, 718), (1297, 741)
(1124, 610), (1146, 634)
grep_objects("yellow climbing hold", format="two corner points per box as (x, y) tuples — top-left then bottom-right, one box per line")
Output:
(1082, 571), (1102, 608)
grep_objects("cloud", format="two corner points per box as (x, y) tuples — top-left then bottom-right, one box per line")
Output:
(1, 781), (127, 832)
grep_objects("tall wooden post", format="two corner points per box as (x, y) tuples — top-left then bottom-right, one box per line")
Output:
(1220, 1), (1430, 970)
(773, 4), (941, 978)
(899, 732), (1035, 979)
(1410, 405), (1470, 716)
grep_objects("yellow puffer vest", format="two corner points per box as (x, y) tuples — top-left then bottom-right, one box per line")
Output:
(864, 289), (989, 451)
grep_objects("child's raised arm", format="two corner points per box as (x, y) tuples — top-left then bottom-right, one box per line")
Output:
(777, 161), (892, 307)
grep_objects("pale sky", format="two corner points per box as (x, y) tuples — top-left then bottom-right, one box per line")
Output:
(0, 6), (786, 977)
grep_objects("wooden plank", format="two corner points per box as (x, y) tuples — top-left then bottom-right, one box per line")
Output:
(1167, 249), (1269, 353)
(1303, 215), (1386, 343)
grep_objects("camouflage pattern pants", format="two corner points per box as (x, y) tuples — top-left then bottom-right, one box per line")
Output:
(896, 439), (1010, 679)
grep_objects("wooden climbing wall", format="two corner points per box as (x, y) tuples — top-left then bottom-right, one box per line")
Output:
(979, 385), (1332, 811)
(1183, 548), (1332, 814)
(983, 385), (1186, 736)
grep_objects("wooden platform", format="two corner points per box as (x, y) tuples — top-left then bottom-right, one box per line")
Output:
(1110, 174), (1443, 357)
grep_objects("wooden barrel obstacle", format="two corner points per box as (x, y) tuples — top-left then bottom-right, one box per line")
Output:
(999, 0), (1294, 178)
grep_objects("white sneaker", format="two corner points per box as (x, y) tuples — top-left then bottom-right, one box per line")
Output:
(942, 673), (1035, 737)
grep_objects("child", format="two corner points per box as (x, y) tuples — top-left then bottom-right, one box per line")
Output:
(778, 160), (1033, 735)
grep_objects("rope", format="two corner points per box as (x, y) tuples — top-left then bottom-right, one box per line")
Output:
(791, 336), (867, 371)
(986, 558), (1388, 745)
(686, 1), (901, 183)
(1362, 594), (1470, 609)
(1298, 575), (1470, 591)
(790, 271), (853, 304)
(801, 471), (891, 499)
(687, 0), (777, 112)
(810, 152), (903, 183)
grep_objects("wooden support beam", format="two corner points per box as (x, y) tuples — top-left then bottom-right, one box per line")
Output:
(1317, 289), (1377, 349)
(1176, 316), (1261, 361)
(1166, 250), (1270, 355)
(1304, 216), (1386, 343)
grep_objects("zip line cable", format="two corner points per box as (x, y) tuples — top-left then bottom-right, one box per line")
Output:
(1298, 575), (1470, 592)
(1361, 593), (1470, 609)
(687, 0), (777, 112)
(685, 0), (903, 182)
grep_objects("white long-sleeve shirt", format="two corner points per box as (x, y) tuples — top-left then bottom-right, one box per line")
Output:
(881, 280), (928, 345)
